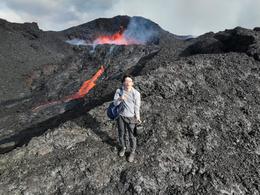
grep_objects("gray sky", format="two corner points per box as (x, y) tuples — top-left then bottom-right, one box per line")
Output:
(0, 0), (259, 36)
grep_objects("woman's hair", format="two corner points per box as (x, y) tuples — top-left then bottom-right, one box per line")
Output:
(121, 74), (134, 83)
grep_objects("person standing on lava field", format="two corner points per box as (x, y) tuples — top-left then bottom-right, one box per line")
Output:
(113, 74), (141, 162)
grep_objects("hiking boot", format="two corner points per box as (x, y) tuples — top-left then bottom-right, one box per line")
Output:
(118, 147), (126, 157)
(127, 151), (135, 162)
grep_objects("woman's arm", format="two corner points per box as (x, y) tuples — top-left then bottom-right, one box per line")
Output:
(134, 91), (141, 120)
(113, 89), (122, 106)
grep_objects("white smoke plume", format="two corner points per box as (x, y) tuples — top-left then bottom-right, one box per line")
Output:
(123, 16), (160, 44)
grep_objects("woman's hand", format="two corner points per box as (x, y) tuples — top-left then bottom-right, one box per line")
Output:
(119, 95), (127, 101)
(135, 116), (142, 124)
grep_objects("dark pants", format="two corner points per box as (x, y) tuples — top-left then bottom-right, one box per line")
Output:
(116, 115), (137, 153)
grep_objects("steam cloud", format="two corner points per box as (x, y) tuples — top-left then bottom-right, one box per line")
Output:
(66, 38), (87, 46)
(123, 17), (160, 44)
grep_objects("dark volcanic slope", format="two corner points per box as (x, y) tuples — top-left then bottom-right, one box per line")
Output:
(1, 16), (260, 194)
(0, 18), (74, 102)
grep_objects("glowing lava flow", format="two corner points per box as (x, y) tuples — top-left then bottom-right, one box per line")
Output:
(68, 65), (105, 100)
(32, 65), (105, 111)
(93, 27), (141, 45)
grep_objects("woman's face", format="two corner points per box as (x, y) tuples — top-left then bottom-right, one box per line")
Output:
(124, 77), (133, 88)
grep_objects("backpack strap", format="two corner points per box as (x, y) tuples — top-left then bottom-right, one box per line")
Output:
(119, 86), (124, 97)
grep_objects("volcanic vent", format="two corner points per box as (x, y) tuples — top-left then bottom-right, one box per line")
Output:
(65, 16), (161, 46)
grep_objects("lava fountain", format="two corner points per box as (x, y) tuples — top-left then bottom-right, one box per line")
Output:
(93, 26), (142, 45)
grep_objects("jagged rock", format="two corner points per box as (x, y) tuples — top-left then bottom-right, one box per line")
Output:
(182, 27), (260, 62)
(254, 27), (260, 32)
(181, 32), (225, 55)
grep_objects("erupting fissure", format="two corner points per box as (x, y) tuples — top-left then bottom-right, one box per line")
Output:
(32, 65), (105, 111)
(70, 65), (105, 99)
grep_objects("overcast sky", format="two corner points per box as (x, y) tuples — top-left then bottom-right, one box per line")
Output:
(0, 0), (259, 36)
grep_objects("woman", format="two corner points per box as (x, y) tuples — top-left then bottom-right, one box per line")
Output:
(113, 74), (141, 162)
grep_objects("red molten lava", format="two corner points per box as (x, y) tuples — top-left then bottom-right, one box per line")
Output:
(32, 65), (105, 111)
(94, 27), (141, 45)
(69, 65), (105, 99)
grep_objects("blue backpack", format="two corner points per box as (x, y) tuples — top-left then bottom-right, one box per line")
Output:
(107, 87), (124, 120)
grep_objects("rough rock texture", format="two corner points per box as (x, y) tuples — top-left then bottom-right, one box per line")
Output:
(0, 16), (260, 194)
(0, 18), (73, 102)
(182, 27), (260, 61)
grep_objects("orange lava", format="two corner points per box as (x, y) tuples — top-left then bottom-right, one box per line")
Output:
(94, 27), (140, 45)
(32, 65), (105, 111)
(69, 65), (105, 99)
